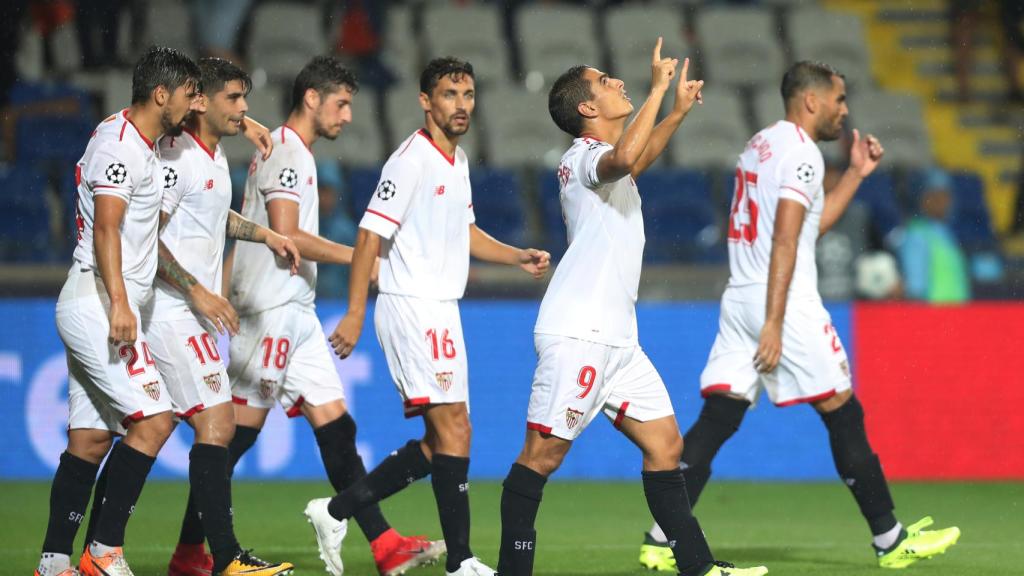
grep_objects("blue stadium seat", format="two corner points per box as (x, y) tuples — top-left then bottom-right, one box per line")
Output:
(10, 82), (95, 166)
(347, 168), (381, 217)
(852, 170), (901, 243)
(539, 169), (722, 263)
(0, 167), (51, 261)
(469, 169), (526, 247)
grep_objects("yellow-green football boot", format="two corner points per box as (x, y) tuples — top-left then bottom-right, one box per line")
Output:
(639, 533), (676, 571)
(702, 561), (768, 575)
(876, 517), (960, 569)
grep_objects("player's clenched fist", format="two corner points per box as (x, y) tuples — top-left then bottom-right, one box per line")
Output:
(329, 312), (364, 359)
(849, 128), (884, 178)
(754, 322), (782, 373)
(650, 37), (679, 93)
(108, 300), (137, 345)
(519, 248), (551, 279)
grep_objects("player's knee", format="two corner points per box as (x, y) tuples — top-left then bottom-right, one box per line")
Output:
(666, 432), (684, 462)
(67, 430), (113, 464)
(126, 411), (175, 454)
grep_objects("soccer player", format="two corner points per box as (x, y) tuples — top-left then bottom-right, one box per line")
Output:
(493, 39), (768, 576)
(144, 57), (300, 576)
(638, 61), (960, 571)
(225, 55), (445, 576)
(35, 47), (200, 576)
(305, 57), (551, 576)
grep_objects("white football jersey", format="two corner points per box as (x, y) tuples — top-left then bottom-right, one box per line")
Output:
(726, 120), (826, 301)
(534, 137), (644, 347)
(150, 130), (233, 318)
(230, 125), (319, 314)
(359, 129), (475, 301)
(72, 108), (163, 305)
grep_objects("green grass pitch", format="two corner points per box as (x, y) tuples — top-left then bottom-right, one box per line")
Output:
(3, 481), (1020, 575)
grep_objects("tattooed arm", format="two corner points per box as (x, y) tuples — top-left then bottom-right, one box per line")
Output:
(226, 210), (300, 273)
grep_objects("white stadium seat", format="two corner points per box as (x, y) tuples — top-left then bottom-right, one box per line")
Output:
(789, 9), (874, 90)
(851, 91), (932, 167)
(667, 89), (748, 168)
(518, 6), (600, 88)
(248, 2), (326, 83)
(481, 84), (568, 168)
(422, 4), (509, 86)
(605, 5), (691, 91)
(697, 7), (785, 88)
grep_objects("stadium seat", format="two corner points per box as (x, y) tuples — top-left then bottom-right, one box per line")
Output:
(517, 6), (600, 87)
(381, 3), (421, 82)
(222, 85), (289, 165)
(788, 10), (874, 91)
(851, 91), (932, 167)
(605, 5), (690, 91)
(697, 7), (785, 88)
(10, 83), (95, 166)
(480, 84), (568, 168)
(636, 170), (722, 263)
(666, 89), (747, 168)
(422, 4), (509, 86)
(469, 169), (527, 246)
(347, 167), (380, 217)
(146, 1), (194, 57)
(0, 166), (52, 261)
(385, 81), (481, 164)
(248, 2), (326, 83)
(315, 92), (384, 168)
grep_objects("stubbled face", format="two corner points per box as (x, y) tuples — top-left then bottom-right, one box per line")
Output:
(203, 79), (249, 137)
(161, 80), (201, 134)
(422, 73), (475, 138)
(582, 67), (632, 122)
(313, 85), (354, 141)
(814, 75), (848, 142)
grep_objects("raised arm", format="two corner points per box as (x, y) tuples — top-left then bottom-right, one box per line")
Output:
(632, 57), (704, 177)
(328, 228), (381, 359)
(469, 223), (550, 279)
(93, 196), (135, 345)
(596, 38), (676, 183)
(754, 199), (806, 374)
(266, 199), (355, 264)
(820, 130), (884, 235)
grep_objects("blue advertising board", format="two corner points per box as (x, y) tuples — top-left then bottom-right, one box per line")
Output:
(0, 299), (851, 481)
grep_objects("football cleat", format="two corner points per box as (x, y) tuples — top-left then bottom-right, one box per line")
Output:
(167, 542), (213, 576)
(79, 546), (134, 576)
(702, 561), (768, 576)
(218, 549), (293, 576)
(372, 529), (447, 576)
(446, 557), (495, 576)
(304, 498), (348, 576)
(876, 516), (960, 569)
(638, 532), (676, 572)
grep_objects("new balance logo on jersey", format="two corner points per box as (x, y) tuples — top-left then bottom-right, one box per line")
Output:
(435, 185), (446, 196)
(204, 179), (214, 190)
(307, 176), (314, 185)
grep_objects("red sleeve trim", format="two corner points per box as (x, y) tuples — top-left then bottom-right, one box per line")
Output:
(781, 185), (812, 203)
(527, 421), (553, 434)
(93, 184), (129, 191)
(366, 209), (400, 226)
(285, 396), (306, 418)
(612, 401), (630, 429)
(775, 388), (836, 408)
(701, 384), (733, 398)
(263, 188), (301, 198)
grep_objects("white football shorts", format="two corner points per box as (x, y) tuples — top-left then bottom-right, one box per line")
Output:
(144, 308), (231, 419)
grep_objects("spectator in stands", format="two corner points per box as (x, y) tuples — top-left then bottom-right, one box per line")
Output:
(188, 0), (252, 65)
(952, 0), (1024, 102)
(899, 168), (971, 303)
(334, 0), (394, 88)
(316, 160), (357, 299)
(75, 0), (129, 69)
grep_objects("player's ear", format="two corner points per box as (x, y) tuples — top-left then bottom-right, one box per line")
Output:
(153, 85), (169, 107)
(303, 88), (321, 113)
(418, 91), (431, 112)
(577, 100), (598, 120)
(804, 89), (818, 115)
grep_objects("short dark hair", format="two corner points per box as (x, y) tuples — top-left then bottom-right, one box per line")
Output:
(198, 57), (251, 97)
(781, 61), (842, 108)
(548, 65), (593, 137)
(290, 56), (359, 112)
(420, 57), (475, 95)
(131, 46), (201, 105)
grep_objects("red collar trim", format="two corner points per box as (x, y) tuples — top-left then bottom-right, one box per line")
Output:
(184, 128), (216, 160)
(417, 129), (456, 165)
(122, 109), (155, 149)
(578, 133), (607, 144)
(283, 124), (312, 151)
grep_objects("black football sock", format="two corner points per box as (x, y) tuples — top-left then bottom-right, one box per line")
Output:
(190, 443), (241, 573)
(432, 454), (473, 572)
(327, 439), (432, 521)
(92, 442), (155, 547)
(642, 469), (714, 576)
(820, 395), (898, 535)
(681, 395), (748, 507)
(314, 414), (390, 542)
(82, 448), (112, 548)
(497, 463), (547, 576)
(176, 425), (260, 549)
(42, 451), (100, 555)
